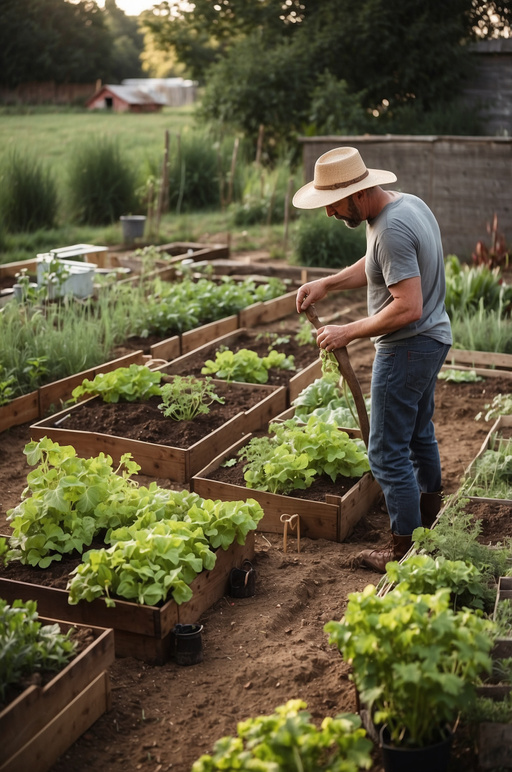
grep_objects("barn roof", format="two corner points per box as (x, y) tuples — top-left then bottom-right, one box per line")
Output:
(87, 84), (167, 106)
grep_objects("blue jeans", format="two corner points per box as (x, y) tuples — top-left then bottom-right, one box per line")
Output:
(368, 336), (451, 535)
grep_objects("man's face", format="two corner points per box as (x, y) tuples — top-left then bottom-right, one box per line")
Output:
(325, 194), (363, 229)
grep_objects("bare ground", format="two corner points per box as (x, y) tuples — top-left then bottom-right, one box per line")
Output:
(1, 291), (512, 772)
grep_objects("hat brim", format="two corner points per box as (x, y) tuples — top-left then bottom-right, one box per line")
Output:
(293, 168), (397, 210)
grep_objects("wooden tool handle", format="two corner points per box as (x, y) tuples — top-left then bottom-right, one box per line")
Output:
(304, 304), (370, 448)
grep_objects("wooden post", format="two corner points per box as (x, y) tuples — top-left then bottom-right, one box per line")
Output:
(154, 130), (170, 235)
(255, 124), (265, 165)
(227, 137), (239, 208)
(283, 176), (295, 255)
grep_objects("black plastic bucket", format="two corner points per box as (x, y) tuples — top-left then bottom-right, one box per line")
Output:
(172, 623), (203, 666)
(229, 560), (256, 598)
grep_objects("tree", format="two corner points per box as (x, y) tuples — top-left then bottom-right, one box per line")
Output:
(144, 0), (512, 145)
(0, 0), (113, 87)
(104, 0), (145, 81)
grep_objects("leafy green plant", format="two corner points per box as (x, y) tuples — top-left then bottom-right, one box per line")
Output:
(444, 254), (512, 317)
(6, 437), (141, 567)
(67, 497), (264, 607)
(476, 393), (512, 422)
(292, 375), (370, 430)
(384, 553), (493, 611)
(0, 366), (16, 405)
(191, 699), (373, 772)
(201, 347), (295, 384)
(158, 376), (225, 420)
(495, 598), (512, 639)
(71, 364), (163, 404)
(238, 416), (369, 494)
(459, 436), (512, 500)
(0, 599), (76, 706)
(325, 585), (495, 749)
(437, 368), (483, 383)
(412, 498), (512, 583)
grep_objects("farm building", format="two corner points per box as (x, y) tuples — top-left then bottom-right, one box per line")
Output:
(122, 78), (198, 107)
(86, 84), (166, 113)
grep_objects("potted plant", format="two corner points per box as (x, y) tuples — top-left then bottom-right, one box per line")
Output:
(325, 584), (495, 771)
(190, 699), (373, 771)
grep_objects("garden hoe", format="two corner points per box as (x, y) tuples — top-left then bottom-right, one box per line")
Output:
(304, 304), (370, 448)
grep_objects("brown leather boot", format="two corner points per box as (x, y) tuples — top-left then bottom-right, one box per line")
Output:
(356, 533), (413, 573)
(420, 490), (443, 528)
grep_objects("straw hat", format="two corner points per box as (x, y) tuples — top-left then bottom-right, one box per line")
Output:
(293, 147), (397, 209)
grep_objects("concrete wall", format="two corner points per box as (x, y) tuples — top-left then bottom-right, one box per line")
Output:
(299, 135), (512, 259)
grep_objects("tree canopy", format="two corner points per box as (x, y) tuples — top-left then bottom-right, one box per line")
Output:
(0, 0), (144, 88)
(143, 0), (512, 145)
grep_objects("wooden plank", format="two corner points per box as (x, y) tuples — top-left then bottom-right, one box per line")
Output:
(161, 329), (244, 374)
(477, 722), (512, 769)
(0, 391), (39, 433)
(38, 351), (146, 415)
(149, 334), (181, 361)
(0, 671), (110, 772)
(238, 291), (297, 327)
(0, 625), (113, 762)
(181, 315), (238, 354)
(446, 347), (512, 371)
(192, 470), (340, 541)
(338, 475), (382, 542)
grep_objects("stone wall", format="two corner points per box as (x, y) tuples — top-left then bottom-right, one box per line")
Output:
(298, 135), (512, 259)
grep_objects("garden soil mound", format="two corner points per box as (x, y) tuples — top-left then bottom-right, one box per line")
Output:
(1, 292), (511, 772)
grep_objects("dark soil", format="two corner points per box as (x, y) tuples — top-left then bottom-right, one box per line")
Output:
(0, 289), (511, 772)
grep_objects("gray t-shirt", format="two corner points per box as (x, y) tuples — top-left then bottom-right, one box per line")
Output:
(365, 193), (453, 346)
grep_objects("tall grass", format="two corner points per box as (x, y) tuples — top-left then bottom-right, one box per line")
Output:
(0, 151), (58, 232)
(0, 282), (150, 397)
(451, 298), (512, 354)
(67, 136), (139, 225)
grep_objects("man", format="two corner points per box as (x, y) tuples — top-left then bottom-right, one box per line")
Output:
(293, 147), (452, 572)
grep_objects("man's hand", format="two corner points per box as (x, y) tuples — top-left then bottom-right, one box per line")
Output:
(296, 279), (327, 313)
(316, 324), (354, 352)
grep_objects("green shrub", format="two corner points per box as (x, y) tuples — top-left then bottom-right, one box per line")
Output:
(67, 136), (138, 225)
(0, 151), (58, 232)
(291, 210), (366, 268)
(167, 132), (225, 212)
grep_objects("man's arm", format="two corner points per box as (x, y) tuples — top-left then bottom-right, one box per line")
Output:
(296, 256), (367, 313)
(315, 276), (423, 351)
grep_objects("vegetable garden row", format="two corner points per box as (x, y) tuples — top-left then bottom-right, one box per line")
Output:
(1, 242), (512, 771)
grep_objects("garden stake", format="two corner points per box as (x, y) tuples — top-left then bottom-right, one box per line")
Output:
(304, 304), (370, 448)
(280, 513), (301, 554)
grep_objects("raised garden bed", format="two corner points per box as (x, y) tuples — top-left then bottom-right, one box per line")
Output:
(0, 351), (147, 435)
(191, 434), (381, 542)
(0, 620), (114, 772)
(160, 327), (322, 405)
(0, 534), (254, 666)
(445, 348), (512, 378)
(29, 379), (286, 483)
(463, 415), (512, 505)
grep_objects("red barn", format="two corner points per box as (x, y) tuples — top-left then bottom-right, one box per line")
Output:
(86, 84), (165, 113)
